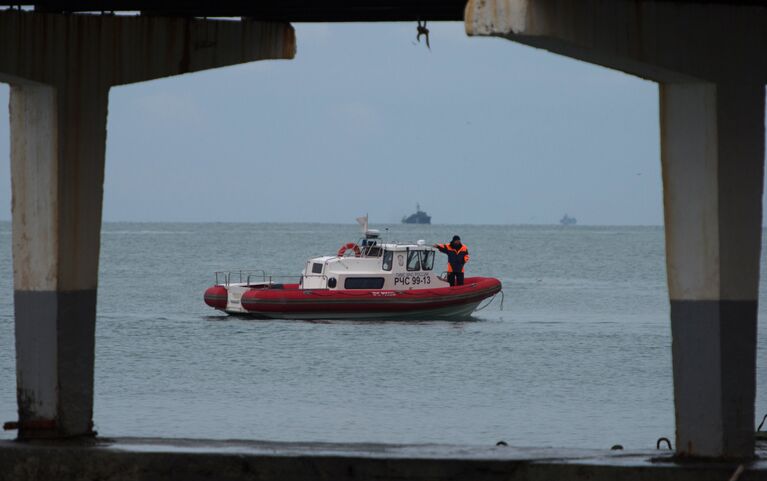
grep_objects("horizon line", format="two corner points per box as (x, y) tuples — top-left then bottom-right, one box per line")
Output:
(0, 219), (667, 227)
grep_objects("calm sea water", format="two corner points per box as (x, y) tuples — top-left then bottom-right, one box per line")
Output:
(1, 222), (766, 450)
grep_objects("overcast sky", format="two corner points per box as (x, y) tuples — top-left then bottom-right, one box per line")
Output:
(0, 22), (676, 225)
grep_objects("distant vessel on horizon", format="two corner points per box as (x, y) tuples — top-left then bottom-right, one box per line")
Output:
(402, 204), (431, 225)
(560, 214), (577, 226)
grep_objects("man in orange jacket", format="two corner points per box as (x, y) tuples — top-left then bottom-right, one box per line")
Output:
(434, 235), (470, 286)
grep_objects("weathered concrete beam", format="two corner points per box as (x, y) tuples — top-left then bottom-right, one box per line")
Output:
(465, 0), (767, 83)
(2, 10), (295, 439)
(0, 10), (295, 86)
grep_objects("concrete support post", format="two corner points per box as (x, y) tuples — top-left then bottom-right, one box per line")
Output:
(1, 10), (295, 439)
(10, 82), (109, 438)
(661, 82), (764, 458)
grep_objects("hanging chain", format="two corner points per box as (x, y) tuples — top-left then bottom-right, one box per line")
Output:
(416, 20), (430, 50)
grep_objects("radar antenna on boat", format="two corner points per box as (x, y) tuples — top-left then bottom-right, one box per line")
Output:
(356, 214), (369, 233)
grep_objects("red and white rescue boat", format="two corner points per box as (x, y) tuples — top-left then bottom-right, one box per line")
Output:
(204, 222), (502, 320)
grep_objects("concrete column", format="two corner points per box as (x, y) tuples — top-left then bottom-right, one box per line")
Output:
(11, 81), (109, 438)
(1, 10), (295, 439)
(661, 82), (764, 458)
(465, 0), (767, 459)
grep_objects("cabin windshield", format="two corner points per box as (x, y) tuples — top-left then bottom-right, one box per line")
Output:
(382, 250), (393, 271)
(421, 250), (435, 270)
(407, 250), (421, 271)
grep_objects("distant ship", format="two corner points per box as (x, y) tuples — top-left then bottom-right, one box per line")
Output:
(402, 204), (432, 224)
(560, 214), (577, 226)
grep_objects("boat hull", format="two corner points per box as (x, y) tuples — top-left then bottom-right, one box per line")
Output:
(231, 276), (501, 320)
(233, 301), (484, 321)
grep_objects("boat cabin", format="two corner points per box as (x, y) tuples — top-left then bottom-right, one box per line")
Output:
(300, 230), (449, 291)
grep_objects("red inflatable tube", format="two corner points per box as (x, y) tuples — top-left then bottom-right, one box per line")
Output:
(240, 277), (501, 315)
(204, 285), (228, 309)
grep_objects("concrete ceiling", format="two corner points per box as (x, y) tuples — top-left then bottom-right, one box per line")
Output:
(2, 1), (762, 22)
(1, 1), (468, 21)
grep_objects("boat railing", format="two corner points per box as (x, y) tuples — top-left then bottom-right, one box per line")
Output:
(299, 274), (328, 286)
(248, 274), (305, 286)
(215, 270), (310, 287)
(301, 274), (327, 280)
(215, 269), (268, 286)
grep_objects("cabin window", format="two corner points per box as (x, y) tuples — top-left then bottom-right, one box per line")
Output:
(420, 250), (435, 271)
(344, 277), (385, 289)
(361, 239), (381, 257)
(406, 250), (421, 271)
(382, 250), (393, 271)
(311, 263), (323, 274)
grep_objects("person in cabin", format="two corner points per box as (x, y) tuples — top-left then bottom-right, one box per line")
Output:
(433, 235), (470, 286)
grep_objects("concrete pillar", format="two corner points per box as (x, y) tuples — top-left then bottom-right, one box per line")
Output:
(1, 10), (295, 439)
(465, 0), (767, 458)
(661, 82), (764, 458)
(11, 82), (109, 437)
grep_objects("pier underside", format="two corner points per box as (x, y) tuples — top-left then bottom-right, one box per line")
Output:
(2, 0), (767, 470)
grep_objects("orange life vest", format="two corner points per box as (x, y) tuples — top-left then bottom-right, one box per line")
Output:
(436, 243), (470, 273)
